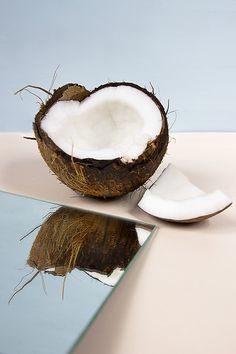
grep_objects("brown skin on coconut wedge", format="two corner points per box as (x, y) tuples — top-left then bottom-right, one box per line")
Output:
(159, 203), (232, 224)
(34, 82), (169, 198)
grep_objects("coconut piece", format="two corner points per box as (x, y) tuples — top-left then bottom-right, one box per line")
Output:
(135, 225), (152, 245)
(138, 164), (232, 223)
(34, 82), (168, 198)
(85, 268), (124, 287)
(27, 207), (143, 282)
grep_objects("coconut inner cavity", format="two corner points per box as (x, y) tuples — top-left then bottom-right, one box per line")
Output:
(41, 86), (162, 161)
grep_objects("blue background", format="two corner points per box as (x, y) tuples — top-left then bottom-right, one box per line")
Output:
(1, 0), (236, 132)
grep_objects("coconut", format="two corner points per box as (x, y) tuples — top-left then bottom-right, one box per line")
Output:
(33, 82), (169, 198)
(8, 208), (151, 303)
(138, 164), (232, 223)
(27, 206), (150, 282)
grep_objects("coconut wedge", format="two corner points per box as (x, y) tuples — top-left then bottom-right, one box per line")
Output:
(34, 82), (168, 198)
(85, 268), (124, 287)
(138, 164), (232, 223)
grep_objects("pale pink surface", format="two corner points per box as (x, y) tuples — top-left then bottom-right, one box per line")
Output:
(0, 132), (235, 354)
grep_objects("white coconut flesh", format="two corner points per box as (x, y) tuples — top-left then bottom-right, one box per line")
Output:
(85, 268), (124, 287)
(135, 225), (153, 245)
(41, 86), (163, 162)
(138, 164), (232, 222)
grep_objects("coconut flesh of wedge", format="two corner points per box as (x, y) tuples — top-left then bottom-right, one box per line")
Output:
(34, 82), (168, 198)
(138, 164), (232, 223)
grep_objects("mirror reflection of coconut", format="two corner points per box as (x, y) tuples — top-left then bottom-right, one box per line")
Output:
(33, 82), (169, 198)
(27, 207), (151, 286)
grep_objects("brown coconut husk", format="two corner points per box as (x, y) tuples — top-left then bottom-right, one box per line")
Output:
(34, 82), (169, 198)
(27, 207), (141, 277)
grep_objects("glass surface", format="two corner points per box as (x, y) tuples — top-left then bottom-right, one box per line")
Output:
(0, 191), (155, 354)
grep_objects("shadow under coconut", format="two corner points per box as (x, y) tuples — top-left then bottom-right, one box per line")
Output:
(9, 206), (154, 302)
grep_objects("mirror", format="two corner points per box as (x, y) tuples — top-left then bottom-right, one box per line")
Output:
(0, 191), (156, 354)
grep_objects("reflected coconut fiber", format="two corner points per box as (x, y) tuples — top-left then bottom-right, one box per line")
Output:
(0, 191), (155, 354)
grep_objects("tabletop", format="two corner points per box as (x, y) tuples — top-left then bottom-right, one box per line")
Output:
(0, 132), (235, 354)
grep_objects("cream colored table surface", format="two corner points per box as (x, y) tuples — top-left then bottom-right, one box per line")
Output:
(0, 132), (236, 354)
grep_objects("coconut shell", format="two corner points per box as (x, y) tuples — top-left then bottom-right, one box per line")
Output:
(27, 207), (140, 277)
(34, 82), (169, 198)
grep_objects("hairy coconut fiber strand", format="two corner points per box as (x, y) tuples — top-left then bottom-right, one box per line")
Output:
(34, 82), (169, 198)
(27, 207), (140, 277)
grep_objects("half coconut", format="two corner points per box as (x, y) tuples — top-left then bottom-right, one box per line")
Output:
(34, 82), (168, 198)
